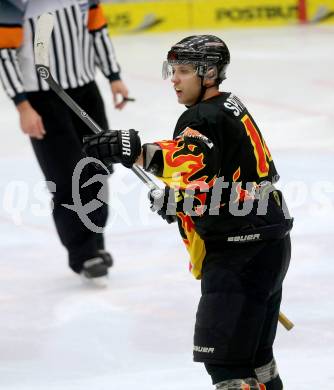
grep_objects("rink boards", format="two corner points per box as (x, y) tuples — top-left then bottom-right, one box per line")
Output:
(102, 0), (334, 35)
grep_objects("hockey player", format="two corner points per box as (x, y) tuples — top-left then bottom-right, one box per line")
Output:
(83, 35), (292, 389)
(0, 0), (130, 282)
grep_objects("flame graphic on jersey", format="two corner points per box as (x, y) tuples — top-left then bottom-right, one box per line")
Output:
(193, 192), (207, 216)
(233, 167), (241, 182)
(177, 211), (205, 279)
(157, 139), (216, 188)
(177, 212), (195, 233)
(235, 182), (255, 202)
(263, 140), (272, 161)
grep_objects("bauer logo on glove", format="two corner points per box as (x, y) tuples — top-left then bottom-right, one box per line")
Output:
(83, 129), (141, 169)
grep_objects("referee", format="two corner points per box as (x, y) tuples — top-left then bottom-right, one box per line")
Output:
(0, 0), (130, 282)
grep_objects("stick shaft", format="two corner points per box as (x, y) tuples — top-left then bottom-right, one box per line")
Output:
(44, 72), (103, 134)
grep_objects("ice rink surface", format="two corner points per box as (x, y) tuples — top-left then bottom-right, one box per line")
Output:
(0, 25), (333, 389)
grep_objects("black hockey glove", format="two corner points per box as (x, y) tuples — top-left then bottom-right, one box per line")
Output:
(148, 187), (177, 224)
(83, 129), (141, 169)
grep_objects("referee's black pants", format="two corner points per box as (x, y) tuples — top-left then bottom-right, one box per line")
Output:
(27, 82), (109, 273)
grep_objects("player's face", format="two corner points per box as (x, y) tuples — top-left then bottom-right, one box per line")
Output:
(171, 64), (201, 106)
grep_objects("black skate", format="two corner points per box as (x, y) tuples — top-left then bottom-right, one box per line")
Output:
(98, 249), (113, 268)
(80, 251), (113, 286)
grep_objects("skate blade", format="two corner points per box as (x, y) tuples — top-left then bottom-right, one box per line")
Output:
(80, 274), (109, 288)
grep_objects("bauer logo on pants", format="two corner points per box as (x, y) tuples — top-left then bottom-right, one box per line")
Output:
(227, 233), (261, 242)
(193, 345), (215, 353)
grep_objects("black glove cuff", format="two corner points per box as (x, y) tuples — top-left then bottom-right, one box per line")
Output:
(117, 129), (142, 168)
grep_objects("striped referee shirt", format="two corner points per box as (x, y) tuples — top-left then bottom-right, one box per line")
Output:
(0, 0), (121, 105)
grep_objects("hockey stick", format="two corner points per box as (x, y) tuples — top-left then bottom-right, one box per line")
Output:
(278, 311), (294, 331)
(34, 13), (160, 192)
(34, 14), (294, 331)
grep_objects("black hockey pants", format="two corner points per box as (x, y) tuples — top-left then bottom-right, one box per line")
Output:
(194, 235), (291, 387)
(27, 82), (109, 273)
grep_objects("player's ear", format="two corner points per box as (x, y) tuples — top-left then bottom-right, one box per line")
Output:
(203, 66), (218, 87)
(203, 76), (216, 88)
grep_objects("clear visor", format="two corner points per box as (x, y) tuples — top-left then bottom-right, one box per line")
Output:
(162, 61), (218, 80)
(162, 61), (171, 80)
(162, 61), (197, 80)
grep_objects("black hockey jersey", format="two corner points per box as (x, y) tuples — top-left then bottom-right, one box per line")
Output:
(148, 92), (289, 279)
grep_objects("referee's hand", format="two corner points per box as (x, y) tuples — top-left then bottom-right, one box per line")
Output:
(17, 100), (46, 140)
(111, 80), (129, 110)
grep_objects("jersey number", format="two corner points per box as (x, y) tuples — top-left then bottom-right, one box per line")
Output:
(241, 114), (272, 178)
